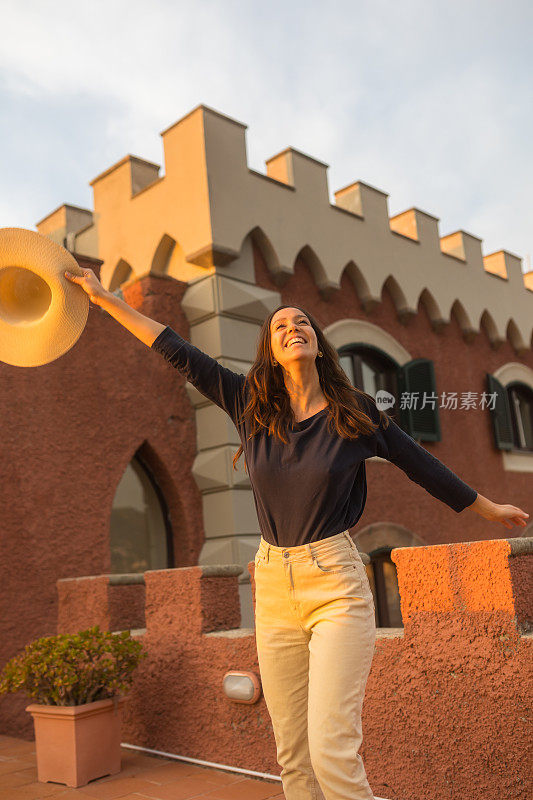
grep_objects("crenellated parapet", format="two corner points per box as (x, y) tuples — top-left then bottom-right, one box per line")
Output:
(55, 537), (532, 792)
(35, 102), (533, 352)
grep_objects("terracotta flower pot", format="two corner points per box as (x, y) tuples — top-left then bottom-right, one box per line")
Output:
(26, 696), (126, 787)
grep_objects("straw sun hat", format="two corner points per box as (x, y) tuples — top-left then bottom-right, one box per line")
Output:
(0, 227), (89, 367)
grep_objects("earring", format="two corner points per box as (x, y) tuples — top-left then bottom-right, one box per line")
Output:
(272, 359), (278, 366)
(317, 350), (323, 357)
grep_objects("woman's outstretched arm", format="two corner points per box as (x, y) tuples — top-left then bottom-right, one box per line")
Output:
(360, 395), (529, 528)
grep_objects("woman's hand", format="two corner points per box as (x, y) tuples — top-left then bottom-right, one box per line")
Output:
(64, 268), (108, 306)
(470, 493), (529, 529)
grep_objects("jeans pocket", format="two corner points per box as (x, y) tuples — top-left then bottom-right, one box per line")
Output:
(312, 547), (358, 574)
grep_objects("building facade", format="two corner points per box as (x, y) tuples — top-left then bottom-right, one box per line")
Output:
(2, 104), (532, 716)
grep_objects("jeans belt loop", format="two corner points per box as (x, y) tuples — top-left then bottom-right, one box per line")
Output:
(343, 530), (355, 550)
(266, 542), (270, 563)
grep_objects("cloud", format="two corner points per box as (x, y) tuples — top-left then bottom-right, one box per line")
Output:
(1, 0), (531, 267)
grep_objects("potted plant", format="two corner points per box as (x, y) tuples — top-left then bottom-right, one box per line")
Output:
(0, 625), (145, 788)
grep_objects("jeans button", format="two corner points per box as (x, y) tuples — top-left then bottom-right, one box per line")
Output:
(283, 552), (289, 558)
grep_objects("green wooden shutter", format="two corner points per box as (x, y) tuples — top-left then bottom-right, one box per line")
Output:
(397, 358), (441, 441)
(486, 373), (514, 450)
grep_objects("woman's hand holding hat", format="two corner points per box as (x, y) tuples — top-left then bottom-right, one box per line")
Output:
(0, 227), (91, 367)
(64, 268), (108, 307)
(2, 226), (163, 363)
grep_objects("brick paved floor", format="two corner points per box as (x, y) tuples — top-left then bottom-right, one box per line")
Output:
(0, 735), (285, 800)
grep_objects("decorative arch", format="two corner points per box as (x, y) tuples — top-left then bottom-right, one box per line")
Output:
(324, 318), (412, 365)
(450, 299), (477, 343)
(342, 260), (379, 313)
(149, 233), (196, 282)
(480, 309), (505, 349)
(295, 244), (337, 299)
(354, 520), (426, 554)
(506, 318), (528, 356)
(493, 362), (533, 391)
(244, 225), (293, 288)
(108, 259), (133, 293)
(151, 233), (176, 275)
(418, 287), (447, 333)
(246, 226), (281, 276)
(381, 274), (416, 324)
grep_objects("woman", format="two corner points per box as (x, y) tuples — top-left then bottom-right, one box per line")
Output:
(65, 268), (528, 800)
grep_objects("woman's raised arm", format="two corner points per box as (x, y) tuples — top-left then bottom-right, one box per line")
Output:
(64, 268), (246, 423)
(64, 267), (165, 346)
(149, 325), (246, 423)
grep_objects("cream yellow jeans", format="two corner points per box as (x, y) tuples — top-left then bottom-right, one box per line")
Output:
(254, 529), (377, 800)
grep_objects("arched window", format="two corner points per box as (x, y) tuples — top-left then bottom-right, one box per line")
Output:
(110, 453), (173, 573)
(507, 382), (533, 451)
(339, 344), (401, 424)
(365, 548), (403, 628)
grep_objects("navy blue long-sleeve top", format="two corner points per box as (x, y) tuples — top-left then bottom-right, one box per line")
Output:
(151, 326), (478, 547)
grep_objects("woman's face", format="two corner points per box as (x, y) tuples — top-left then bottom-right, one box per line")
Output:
(269, 307), (319, 369)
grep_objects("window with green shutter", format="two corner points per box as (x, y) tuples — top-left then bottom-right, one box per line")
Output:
(397, 359), (441, 441)
(486, 373), (520, 451)
(338, 343), (402, 426)
(338, 345), (441, 441)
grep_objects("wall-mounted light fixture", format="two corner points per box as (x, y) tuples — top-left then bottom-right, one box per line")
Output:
(222, 671), (262, 704)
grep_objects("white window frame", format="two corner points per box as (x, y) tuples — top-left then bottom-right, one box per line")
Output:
(324, 319), (413, 463)
(493, 363), (533, 472)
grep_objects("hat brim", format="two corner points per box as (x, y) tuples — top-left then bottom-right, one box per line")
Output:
(0, 228), (89, 368)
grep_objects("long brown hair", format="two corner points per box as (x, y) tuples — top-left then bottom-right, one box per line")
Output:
(232, 304), (391, 471)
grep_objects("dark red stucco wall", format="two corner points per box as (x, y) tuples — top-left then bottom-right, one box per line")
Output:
(0, 258), (206, 736)
(52, 538), (533, 800)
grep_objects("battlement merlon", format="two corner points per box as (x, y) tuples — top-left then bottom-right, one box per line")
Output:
(265, 146), (329, 202)
(335, 181), (389, 231)
(483, 249), (525, 286)
(391, 536), (533, 638)
(36, 204), (94, 247)
(57, 565), (244, 638)
(90, 154), (160, 196)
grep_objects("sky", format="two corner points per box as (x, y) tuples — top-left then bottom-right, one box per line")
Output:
(1, 0), (531, 269)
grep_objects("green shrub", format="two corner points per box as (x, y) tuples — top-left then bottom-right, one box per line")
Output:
(0, 626), (146, 706)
